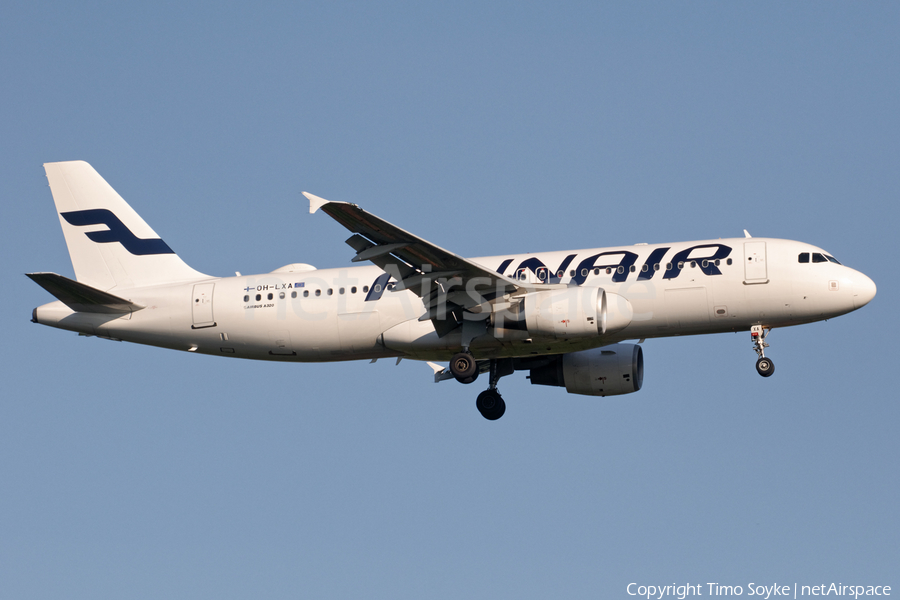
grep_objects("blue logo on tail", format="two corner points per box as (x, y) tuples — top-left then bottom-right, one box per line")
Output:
(61, 209), (174, 256)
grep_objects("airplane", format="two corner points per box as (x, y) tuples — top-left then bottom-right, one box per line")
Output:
(28, 161), (877, 420)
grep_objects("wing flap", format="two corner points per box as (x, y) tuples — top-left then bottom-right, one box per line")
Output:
(352, 242), (411, 263)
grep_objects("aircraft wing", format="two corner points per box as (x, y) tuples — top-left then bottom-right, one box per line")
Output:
(305, 192), (525, 336)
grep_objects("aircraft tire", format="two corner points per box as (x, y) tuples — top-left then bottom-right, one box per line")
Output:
(450, 352), (477, 382)
(756, 357), (775, 377)
(476, 390), (506, 420)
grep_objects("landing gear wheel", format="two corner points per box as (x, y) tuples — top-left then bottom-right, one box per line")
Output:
(450, 352), (478, 384)
(756, 357), (775, 377)
(750, 325), (775, 378)
(476, 389), (506, 420)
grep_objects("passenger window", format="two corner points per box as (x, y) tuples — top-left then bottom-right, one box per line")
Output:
(593, 268), (600, 275)
(363, 286), (369, 293)
(255, 294), (261, 301)
(328, 289), (333, 295)
(279, 292), (285, 299)
(630, 265), (636, 272)
(617, 266), (625, 274)
(303, 290), (309, 297)
(798, 253), (810, 263)
(812, 253), (828, 263)
(291, 291), (297, 298)
(351, 286), (357, 294)
(726, 259), (733, 266)
(243, 295), (249, 302)
(690, 261), (696, 268)
(654, 263), (660, 271)
(581, 269), (588, 277)
(315, 290), (321, 297)
(339, 288), (345, 294)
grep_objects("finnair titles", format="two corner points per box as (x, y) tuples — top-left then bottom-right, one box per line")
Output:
(29, 161), (877, 420)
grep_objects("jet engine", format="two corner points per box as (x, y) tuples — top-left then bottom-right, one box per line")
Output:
(528, 343), (644, 396)
(493, 288), (633, 340)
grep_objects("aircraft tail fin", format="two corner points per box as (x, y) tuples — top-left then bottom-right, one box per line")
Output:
(43, 161), (208, 291)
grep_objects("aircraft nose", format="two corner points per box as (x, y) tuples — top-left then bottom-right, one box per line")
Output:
(852, 272), (877, 309)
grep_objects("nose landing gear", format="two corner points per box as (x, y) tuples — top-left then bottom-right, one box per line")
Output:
(751, 325), (775, 377)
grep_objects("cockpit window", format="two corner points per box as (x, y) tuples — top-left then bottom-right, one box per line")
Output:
(825, 255), (841, 265)
(812, 253), (828, 263)
(798, 253), (810, 263)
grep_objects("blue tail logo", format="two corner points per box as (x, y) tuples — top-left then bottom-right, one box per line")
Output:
(61, 209), (175, 256)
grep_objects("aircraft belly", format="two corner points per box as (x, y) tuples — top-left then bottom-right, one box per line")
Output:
(382, 319), (459, 353)
(663, 287), (710, 331)
(337, 310), (383, 353)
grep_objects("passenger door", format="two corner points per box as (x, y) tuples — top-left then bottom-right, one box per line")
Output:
(191, 283), (216, 329)
(744, 242), (768, 284)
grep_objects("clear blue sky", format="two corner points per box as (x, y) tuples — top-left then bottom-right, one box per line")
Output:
(3, 2), (898, 598)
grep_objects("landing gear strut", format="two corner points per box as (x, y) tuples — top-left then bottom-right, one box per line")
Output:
(475, 359), (513, 420)
(751, 325), (775, 377)
(449, 353), (513, 419)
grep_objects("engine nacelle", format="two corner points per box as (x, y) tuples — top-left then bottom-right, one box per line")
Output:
(494, 287), (633, 340)
(529, 343), (644, 397)
(526, 286), (603, 339)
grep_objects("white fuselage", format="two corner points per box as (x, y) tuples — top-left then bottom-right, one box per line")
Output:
(33, 237), (875, 363)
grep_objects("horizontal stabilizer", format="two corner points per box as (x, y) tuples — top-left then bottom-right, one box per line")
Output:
(26, 272), (143, 314)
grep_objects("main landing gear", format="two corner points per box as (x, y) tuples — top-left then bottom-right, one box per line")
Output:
(449, 351), (478, 384)
(476, 389), (505, 421)
(449, 353), (512, 420)
(751, 325), (775, 377)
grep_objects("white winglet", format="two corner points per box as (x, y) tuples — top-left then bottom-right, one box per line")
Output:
(744, 229), (752, 238)
(426, 361), (447, 383)
(303, 191), (332, 215)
